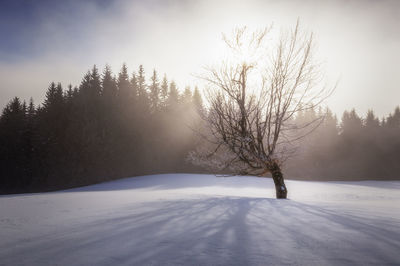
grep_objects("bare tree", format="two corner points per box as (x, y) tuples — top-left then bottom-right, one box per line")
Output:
(189, 21), (334, 199)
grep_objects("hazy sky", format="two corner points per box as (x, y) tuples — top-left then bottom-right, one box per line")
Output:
(1, 0), (399, 118)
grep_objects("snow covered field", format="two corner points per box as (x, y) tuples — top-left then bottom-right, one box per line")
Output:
(1, 174), (399, 265)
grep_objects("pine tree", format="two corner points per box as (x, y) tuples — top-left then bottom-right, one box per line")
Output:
(27, 98), (35, 118)
(102, 65), (118, 99)
(44, 82), (64, 109)
(90, 65), (101, 97)
(387, 106), (400, 128)
(181, 86), (192, 106)
(341, 109), (362, 136)
(137, 65), (149, 104)
(192, 86), (203, 113)
(149, 69), (160, 111)
(1, 97), (26, 123)
(117, 63), (131, 99)
(79, 72), (92, 97)
(160, 74), (169, 108)
(130, 72), (138, 99)
(364, 109), (380, 129)
(167, 80), (179, 109)
(0, 97), (29, 190)
(24, 97), (37, 186)
(65, 84), (75, 102)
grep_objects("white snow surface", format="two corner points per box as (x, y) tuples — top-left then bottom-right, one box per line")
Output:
(1, 174), (400, 266)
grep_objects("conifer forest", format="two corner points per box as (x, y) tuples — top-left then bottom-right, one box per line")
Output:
(1, 64), (399, 193)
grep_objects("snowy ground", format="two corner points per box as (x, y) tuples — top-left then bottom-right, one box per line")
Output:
(1, 174), (400, 266)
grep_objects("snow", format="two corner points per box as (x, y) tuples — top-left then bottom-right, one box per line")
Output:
(1, 174), (399, 265)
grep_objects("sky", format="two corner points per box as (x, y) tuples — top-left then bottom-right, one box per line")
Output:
(0, 0), (399, 118)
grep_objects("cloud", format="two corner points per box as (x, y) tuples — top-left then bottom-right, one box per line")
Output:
(0, 0), (399, 116)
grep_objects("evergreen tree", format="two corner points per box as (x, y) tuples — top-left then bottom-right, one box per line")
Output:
(167, 80), (179, 109)
(386, 106), (400, 128)
(160, 74), (169, 108)
(149, 69), (160, 111)
(79, 72), (92, 97)
(130, 72), (138, 99)
(137, 65), (149, 105)
(117, 63), (131, 99)
(364, 109), (380, 129)
(192, 86), (203, 113)
(181, 86), (192, 106)
(65, 84), (75, 102)
(38, 83), (68, 183)
(43, 82), (64, 109)
(102, 65), (118, 99)
(89, 65), (101, 97)
(0, 97), (29, 190)
(341, 109), (362, 137)
(27, 98), (35, 118)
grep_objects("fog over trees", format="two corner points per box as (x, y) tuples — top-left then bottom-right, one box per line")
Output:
(0, 64), (204, 193)
(0, 63), (400, 194)
(286, 106), (400, 180)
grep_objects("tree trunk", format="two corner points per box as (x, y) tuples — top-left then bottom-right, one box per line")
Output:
(269, 162), (288, 199)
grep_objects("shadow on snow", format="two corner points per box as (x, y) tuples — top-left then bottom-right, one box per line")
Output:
(1, 197), (399, 265)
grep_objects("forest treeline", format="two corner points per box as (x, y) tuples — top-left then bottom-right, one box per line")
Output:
(1, 63), (400, 193)
(286, 106), (400, 180)
(0, 64), (204, 193)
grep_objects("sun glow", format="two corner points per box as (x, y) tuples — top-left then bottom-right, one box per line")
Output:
(0, 0), (398, 117)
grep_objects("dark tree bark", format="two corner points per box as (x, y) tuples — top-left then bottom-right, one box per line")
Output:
(269, 162), (287, 199)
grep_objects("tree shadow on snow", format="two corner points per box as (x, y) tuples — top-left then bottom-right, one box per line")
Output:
(1, 197), (399, 265)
